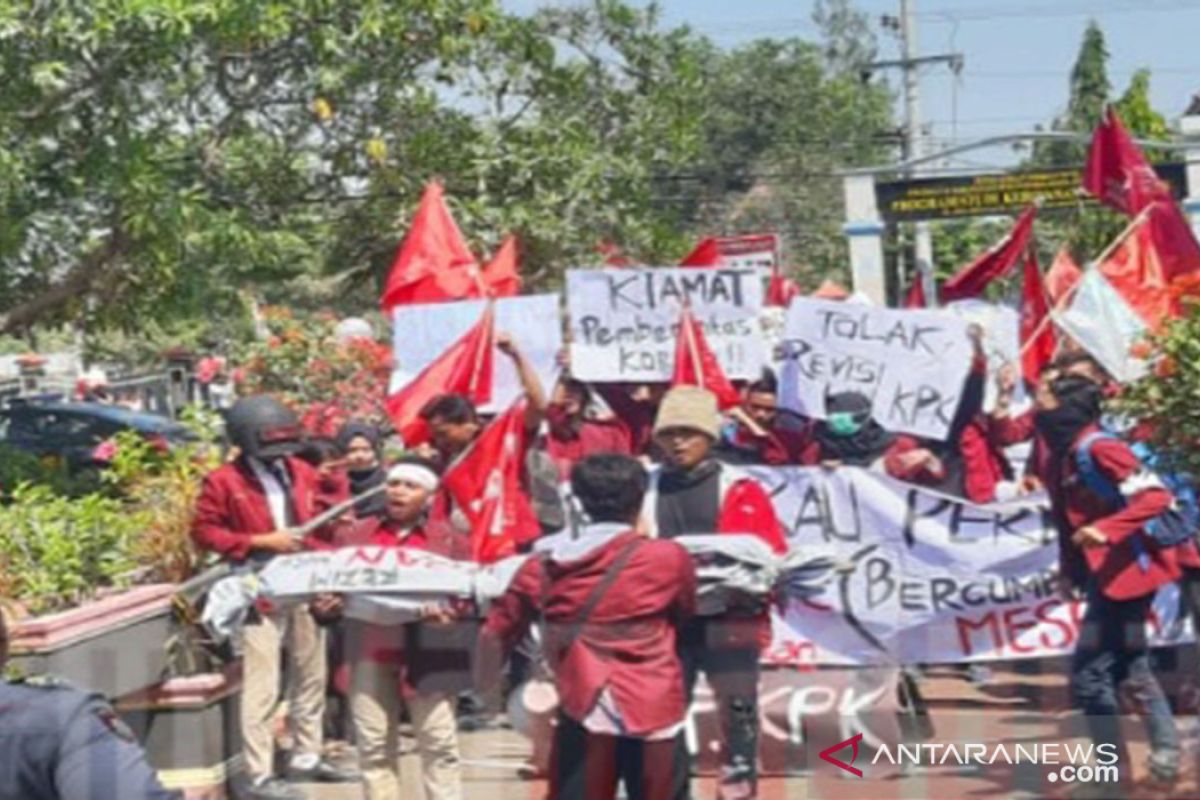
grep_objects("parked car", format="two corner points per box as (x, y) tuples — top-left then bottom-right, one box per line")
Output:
(0, 402), (195, 471)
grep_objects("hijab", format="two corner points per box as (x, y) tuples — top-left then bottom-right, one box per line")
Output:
(814, 391), (894, 466)
(336, 420), (387, 518)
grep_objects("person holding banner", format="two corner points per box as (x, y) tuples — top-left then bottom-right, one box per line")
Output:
(191, 395), (357, 800)
(718, 368), (814, 466)
(310, 457), (468, 800)
(543, 376), (632, 480)
(1037, 375), (1181, 790)
(643, 385), (786, 800)
(477, 454), (696, 800)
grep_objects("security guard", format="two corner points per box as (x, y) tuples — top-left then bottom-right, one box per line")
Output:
(0, 605), (180, 800)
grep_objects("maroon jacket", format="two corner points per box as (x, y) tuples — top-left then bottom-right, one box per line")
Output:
(728, 422), (816, 466)
(1046, 425), (1179, 601)
(544, 413), (633, 481)
(594, 384), (658, 456)
(191, 457), (347, 561)
(335, 517), (474, 695)
(479, 529), (697, 735)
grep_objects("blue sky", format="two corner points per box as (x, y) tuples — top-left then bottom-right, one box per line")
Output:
(501, 0), (1200, 170)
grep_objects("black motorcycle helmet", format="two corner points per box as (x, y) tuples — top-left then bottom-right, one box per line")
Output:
(225, 395), (303, 461)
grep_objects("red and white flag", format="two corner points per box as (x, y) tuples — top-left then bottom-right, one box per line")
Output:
(1082, 105), (1173, 217)
(941, 205), (1037, 302)
(384, 304), (495, 444)
(672, 306), (741, 409)
(1044, 247), (1084, 304)
(680, 237), (722, 267)
(380, 181), (481, 312)
(765, 272), (801, 307)
(481, 235), (521, 298)
(1097, 202), (1200, 331)
(1019, 249), (1057, 384)
(440, 398), (539, 563)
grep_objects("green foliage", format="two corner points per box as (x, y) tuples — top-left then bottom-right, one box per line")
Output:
(0, 484), (143, 615)
(1116, 282), (1200, 476)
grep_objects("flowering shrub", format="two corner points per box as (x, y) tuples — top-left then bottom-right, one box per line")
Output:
(1114, 277), (1200, 475)
(233, 307), (393, 437)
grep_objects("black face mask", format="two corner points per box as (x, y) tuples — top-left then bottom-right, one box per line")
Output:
(1034, 378), (1103, 453)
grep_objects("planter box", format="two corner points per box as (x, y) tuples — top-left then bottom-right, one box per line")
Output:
(119, 665), (244, 800)
(8, 584), (179, 698)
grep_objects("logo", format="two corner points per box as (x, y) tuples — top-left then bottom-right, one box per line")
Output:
(820, 733), (864, 777)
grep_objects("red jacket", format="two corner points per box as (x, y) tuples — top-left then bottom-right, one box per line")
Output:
(1047, 425), (1178, 601)
(478, 529), (696, 735)
(544, 414), (633, 481)
(191, 457), (347, 561)
(887, 418), (1009, 504)
(335, 517), (474, 695)
(594, 384), (658, 456)
(727, 422), (816, 466)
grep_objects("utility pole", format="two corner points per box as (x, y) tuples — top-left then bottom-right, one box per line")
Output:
(870, 0), (962, 303)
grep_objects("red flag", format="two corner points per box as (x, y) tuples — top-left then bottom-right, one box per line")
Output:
(941, 206), (1037, 302)
(811, 279), (850, 300)
(1082, 106), (1172, 217)
(440, 399), (538, 563)
(1020, 250), (1056, 384)
(672, 307), (740, 409)
(596, 240), (632, 267)
(903, 276), (927, 309)
(680, 237), (722, 267)
(1097, 202), (1200, 331)
(766, 272), (801, 307)
(380, 182), (481, 312)
(481, 235), (521, 298)
(1045, 247), (1084, 304)
(384, 305), (495, 444)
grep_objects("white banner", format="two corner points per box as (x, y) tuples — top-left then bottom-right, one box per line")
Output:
(567, 267), (766, 382)
(778, 298), (974, 439)
(752, 466), (1188, 667)
(390, 294), (562, 413)
(944, 299), (1027, 412)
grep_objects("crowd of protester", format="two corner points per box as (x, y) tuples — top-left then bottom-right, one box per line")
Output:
(184, 327), (1197, 800)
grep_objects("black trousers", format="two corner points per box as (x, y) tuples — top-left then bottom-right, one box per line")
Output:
(679, 619), (761, 799)
(550, 712), (689, 800)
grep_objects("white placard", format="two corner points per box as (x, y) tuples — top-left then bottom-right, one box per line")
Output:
(778, 298), (974, 439)
(944, 300), (1027, 412)
(391, 294), (562, 412)
(567, 267), (766, 381)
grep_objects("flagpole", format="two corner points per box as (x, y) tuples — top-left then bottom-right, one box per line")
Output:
(1018, 205), (1152, 355)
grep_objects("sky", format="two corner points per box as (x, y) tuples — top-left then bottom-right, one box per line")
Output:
(501, 0), (1200, 171)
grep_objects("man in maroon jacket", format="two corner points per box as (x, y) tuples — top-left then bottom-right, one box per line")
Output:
(543, 377), (632, 480)
(1037, 375), (1181, 792)
(477, 454), (697, 800)
(191, 396), (354, 800)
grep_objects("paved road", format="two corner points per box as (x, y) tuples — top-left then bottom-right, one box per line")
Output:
(296, 665), (1200, 800)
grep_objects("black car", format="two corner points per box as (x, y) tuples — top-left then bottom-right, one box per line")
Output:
(0, 402), (194, 470)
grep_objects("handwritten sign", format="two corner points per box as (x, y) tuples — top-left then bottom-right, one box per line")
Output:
(944, 300), (1027, 412)
(391, 294), (562, 413)
(778, 298), (974, 439)
(567, 267), (766, 381)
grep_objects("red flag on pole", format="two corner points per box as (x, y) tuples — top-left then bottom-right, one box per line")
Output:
(903, 276), (927, 309)
(1044, 247), (1084, 304)
(481, 235), (521, 298)
(940, 205), (1037, 302)
(1020, 249), (1057, 384)
(1096, 202), (1200, 331)
(765, 272), (801, 307)
(384, 305), (495, 444)
(1082, 105), (1173, 217)
(380, 182), (481, 313)
(671, 306), (741, 409)
(680, 237), (722, 267)
(440, 398), (539, 563)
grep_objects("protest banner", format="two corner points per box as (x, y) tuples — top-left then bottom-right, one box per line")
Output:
(567, 267), (766, 381)
(390, 294), (561, 412)
(778, 298), (975, 439)
(717, 234), (779, 272)
(752, 466), (1188, 667)
(944, 299), (1027, 412)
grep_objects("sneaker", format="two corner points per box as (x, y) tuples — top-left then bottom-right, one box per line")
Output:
(242, 777), (305, 800)
(1148, 748), (1180, 784)
(286, 757), (361, 784)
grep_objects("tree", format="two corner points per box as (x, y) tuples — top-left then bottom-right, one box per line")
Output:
(1032, 20), (1110, 167)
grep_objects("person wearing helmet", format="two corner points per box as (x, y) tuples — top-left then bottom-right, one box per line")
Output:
(191, 395), (356, 800)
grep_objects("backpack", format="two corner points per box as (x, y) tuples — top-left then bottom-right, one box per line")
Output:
(1074, 432), (1200, 556)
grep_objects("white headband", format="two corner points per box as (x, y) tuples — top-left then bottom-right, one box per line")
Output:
(387, 463), (439, 492)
